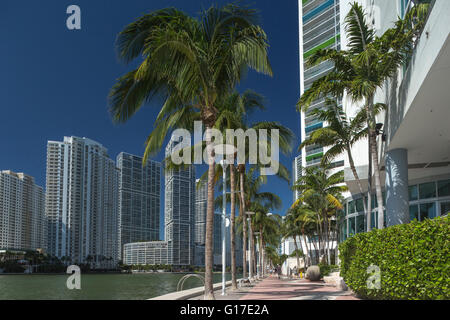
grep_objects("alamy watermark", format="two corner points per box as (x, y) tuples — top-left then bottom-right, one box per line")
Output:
(66, 5), (81, 30)
(66, 265), (81, 290)
(170, 121), (280, 176)
(366, 265), (381, 290)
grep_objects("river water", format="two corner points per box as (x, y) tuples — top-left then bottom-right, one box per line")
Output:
(0, 273), (236, 300)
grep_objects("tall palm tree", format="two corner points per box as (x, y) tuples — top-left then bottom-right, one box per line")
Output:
(297, 2), (429, 229)
(197, 89), (292, 287)
(294, 205), (317, 267)
(109, 4), (272, 300)
(251, 202), (282, 278)
(300, 99), (385, 225)
(210, 91), (293, 281)
(293, 163), (347, 264)
(282, 209), (303, 270)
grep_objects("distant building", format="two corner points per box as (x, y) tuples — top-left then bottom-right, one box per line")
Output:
(164, 135), (196, 266)
(123, 241), (169, 266)
(45, 136), (119, 267)
(194, 178), (207, 247)
(117, 152), (161, 259)
(0, 170), (46, 251)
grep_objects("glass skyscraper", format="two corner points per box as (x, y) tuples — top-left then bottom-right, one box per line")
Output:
(117, 153), (161, 259)
(164, 136), (195, 266)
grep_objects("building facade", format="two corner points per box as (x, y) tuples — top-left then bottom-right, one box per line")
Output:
(164, 135), (195, 266)
(336, 0), (450, 240)
(0, 171), (46, 251)
(194, 178), (207, 247)
(292, 154), (303, 202)
(117, 153), (161, 259)
(123, 241), (169, 266)
(45, 136), (119, 267)
(299, 0), (345, 171)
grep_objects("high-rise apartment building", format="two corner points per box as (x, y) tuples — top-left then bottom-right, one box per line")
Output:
(164, 135), (195, 266)
(194, 178), (207, 247)
(292, 154), (303, 202)
(45, 136), (119, 267)
(117, 153), (161, 258)
(298, 0), (345, 170)
(0, 171), (46, 251)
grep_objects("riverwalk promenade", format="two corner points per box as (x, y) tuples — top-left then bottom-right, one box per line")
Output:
(183, 275), (359, 300)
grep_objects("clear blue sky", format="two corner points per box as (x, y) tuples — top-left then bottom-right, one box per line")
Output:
(1, 0), (301, 237)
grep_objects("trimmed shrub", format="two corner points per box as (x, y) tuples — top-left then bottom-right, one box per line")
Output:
(319, 263), (339, 278)
(339, 216), (449, 300)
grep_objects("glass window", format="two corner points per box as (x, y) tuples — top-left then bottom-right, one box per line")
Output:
(340, 223), (347, 242)
(382, 192), (386, 206)
(409, 205), (419, 221)
(348, 201), (355, 214)
(420, 203), (437, 220)
(356, 215), (365, 233)
(440, 202), (450, 217)
(409, 185), (418, 201)
(356, 198), (364, 213)
(371, 211), (378, 229)
(419, 182), (436, 199)
(348, 217), (356, 236)
(437, 179), (450, 197)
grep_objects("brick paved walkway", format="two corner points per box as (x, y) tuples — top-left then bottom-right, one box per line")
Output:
(239, 276), (360, 300)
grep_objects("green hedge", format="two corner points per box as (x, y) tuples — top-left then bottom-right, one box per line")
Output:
(339, 215), (449, 300)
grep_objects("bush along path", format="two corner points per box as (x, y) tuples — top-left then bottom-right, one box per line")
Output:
(339, 216), (449, 300)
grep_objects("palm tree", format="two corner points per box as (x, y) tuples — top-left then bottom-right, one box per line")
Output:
(299, 99), (386, 225)
(202, 90), (293, 283)
(293, 163), (347, 264)
(294, 204), (319, 267)
(213, 90), (265, 289)
(251, 202), (282, 278)
(297, 2), (429, 229)
(109, 4), (272, 300)
(240, 167), (282, 278)
(282, 209), (303, 270)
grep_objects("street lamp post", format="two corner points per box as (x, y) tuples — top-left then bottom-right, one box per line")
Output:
(245, 211), (255, 281)
(215, 144), (236, 296)
(254, 231), (260, 279)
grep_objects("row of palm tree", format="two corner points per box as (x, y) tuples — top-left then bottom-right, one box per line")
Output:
(290, 162), (346, 266)
(296, 2), (429, 231)
(109, 4), (293, 299)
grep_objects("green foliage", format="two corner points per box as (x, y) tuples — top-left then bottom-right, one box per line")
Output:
(318, 263), (339, 278)
(339, 216), (450, 300)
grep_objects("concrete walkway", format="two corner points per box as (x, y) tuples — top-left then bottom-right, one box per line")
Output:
(238, 276), (360, 300)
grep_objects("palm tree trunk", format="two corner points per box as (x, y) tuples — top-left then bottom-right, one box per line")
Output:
(292, 235), (301, 270)
(367, 133), (373, 231)
(259, 226), (263, 277)
(367, 96), (384, 229)
(261, 240), (265, 277)
(204, 129), (216, 300)
(229, 164), (237, 290)
(249, 220), (255, 278)
(316, 214), (322, 257)
(302, 232), (309, 268)
(323, 211), (331, 265)
(239, 165), (247, 279)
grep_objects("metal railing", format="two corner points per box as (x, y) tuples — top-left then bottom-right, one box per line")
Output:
(176, 274), (205, 292)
